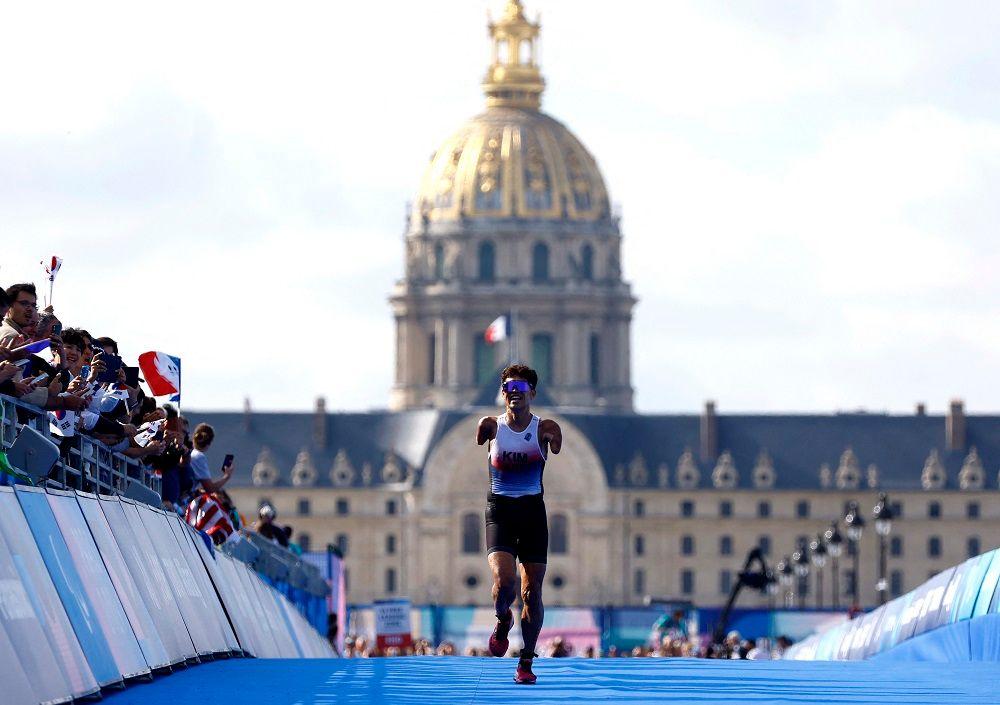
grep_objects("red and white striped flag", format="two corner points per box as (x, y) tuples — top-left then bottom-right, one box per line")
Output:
(484, 315), (508, 344)
(186, 493), (235, 544)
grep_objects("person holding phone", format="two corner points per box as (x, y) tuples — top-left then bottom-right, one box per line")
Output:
(188, 423), (235, 493)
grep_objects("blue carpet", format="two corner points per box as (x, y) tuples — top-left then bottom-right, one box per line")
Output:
(103, 657), (1000, 704)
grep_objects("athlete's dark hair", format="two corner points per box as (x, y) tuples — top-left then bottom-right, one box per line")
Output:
(500, 363), (538, 389)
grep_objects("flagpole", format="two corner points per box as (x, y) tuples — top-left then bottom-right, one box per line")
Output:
(511, 308), (518, 363)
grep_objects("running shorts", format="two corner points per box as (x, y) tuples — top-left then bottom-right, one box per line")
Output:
(485, 492), (548, 564)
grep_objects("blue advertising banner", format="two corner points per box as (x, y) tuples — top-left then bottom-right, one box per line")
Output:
(112, 497), (198, 662)
(14, 487), (123, 687)
(912, 568), (956, 638)
(214, 551), (265, 656)
(0, 488), (98, 699)
(974, 549), (1000, 618)
(77, 492), (170, 671)
(42, 490), (149, 680)
(946, 550), (997, 624)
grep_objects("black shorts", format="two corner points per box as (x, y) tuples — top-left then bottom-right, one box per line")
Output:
(485, 492), (548, 564)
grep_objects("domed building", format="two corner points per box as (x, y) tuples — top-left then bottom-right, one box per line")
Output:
(389, 0), (635, 411)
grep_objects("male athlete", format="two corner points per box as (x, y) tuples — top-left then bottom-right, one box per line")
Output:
(475, 363), (562, 684)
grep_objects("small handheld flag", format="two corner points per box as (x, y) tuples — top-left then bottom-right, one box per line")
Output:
(138, 351), (181, 403)
(484, 315), (508, 344)
(41, 256), (63, 306)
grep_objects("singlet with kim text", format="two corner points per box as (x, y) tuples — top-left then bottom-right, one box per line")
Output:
(488, 414), (546, 497)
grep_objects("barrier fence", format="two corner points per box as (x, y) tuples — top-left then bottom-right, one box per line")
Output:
(0, 485), (335, 705)
(785, 547), (1000, 661)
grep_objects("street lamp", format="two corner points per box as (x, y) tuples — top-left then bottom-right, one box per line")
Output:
(824, 522), (844, 609)
(844, 500), (865, 609)
(810, 533), (828, 608)
(776, 555), (794, 608)
(792, 540), (810, 609)
(873, 492), (894, 605)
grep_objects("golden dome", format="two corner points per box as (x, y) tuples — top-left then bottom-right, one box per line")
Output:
(412, 1), (610, 225)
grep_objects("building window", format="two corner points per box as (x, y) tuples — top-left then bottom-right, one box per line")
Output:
(336, 498), (350, 516)
(298, 533), (311, 552)
(428, 332), (436, 384)
(890, 570), (904, 597)
(720, 570), (732, 595)
(928, 501), (941, 519)
(844, 570), (855, 597)
(757, 501), (771, 518)
(634, 568), (646, 595)
(758, 535), (771, 556)
(589, 334), (600, 386)
(928, 536), (942, 558)
(465, 574), (479, 589)
(681, 570), (695, 595)
(386, 534), (397, 555)
(633, 500), (645, 517)
(385, 568), (396, 595)
(581, 244), (594, 280)
(335, 533), (349, 557)
(681, 500), (695, 518)
(968, 536), (981, 558)
(681, 535), (695, 556)
(478, 241), (495, 282)
(552, 575), (566, 589)
(719, 536), (733, 556)
(634, 535), (645, 556)
(890, 536), (903, 557)
(474, 334), (495, 385)
(795, 500), (810, 519)
(297, 498), (311, 516)
(531, 333), (553, 383)
(386, 499), (397, 516)
(551, 513), (569, 554)
(968, 502), (980, 520)
(462, 512), (481, 554)
(891, 501), (903, 518)
(433, 243), (445, 280)
(719, 500), (732, 518)
(532, 242), (550, 282)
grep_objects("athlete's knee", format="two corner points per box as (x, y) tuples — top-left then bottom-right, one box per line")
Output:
(494, 575), (517, 600)
(521, 583), (543, 608)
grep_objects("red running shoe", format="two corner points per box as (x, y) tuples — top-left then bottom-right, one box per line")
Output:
(514, 652), (537, 685)
(488, 609), (513, 657)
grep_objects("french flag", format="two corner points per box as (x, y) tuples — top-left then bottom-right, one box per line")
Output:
(138, 351), (181, 402)
(484, 315), (508, 344)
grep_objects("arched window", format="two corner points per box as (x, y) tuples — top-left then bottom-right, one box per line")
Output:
(335, 533), (349, 557)
(719, 536), (732, 556)
(589, 334), (600, 386)
(531, 333), (553, 383)
(298, 533), (311, 552)
(532, 242), (549, 282)
(681, 535), (695, 556)
(478, 241), (495, 282)
(551, 514), (568, 554)
(581, 244), (593, 280)
(433, 242), (445, 280)
(462, 512), (481, 554)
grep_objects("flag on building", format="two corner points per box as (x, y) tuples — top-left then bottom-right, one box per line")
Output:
(484, 315), (508, 344)
(138, 351), (181, 402)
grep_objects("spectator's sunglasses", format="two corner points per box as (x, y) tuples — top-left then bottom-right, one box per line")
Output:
(501, 380), (532, 394)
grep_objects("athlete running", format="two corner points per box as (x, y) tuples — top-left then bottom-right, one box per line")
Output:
(475, 363), (562, 685)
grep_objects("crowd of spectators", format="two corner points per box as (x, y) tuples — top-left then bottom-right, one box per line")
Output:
(338, 632), (793, 660)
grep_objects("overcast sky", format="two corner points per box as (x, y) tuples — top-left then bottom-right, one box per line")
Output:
(4, 1), (1000, 414)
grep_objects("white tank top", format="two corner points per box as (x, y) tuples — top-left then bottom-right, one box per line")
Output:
(488, 414), (546, 497)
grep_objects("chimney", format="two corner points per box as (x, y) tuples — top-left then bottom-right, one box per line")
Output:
(916, 403), (926, 417)
(242, 397), (253, 432)
(700, 400), (718, 463)
(313, 396), (328, 449)
(946, 399), (965, 451)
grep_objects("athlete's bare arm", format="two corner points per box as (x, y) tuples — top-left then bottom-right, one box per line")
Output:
(538, 418), (562, 454)
(476, 416), (499, 445)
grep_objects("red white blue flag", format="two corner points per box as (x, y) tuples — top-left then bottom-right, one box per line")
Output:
(484, 315), (508, 344)
(138, 351), (181, 402)
(41, 256), (63, 283)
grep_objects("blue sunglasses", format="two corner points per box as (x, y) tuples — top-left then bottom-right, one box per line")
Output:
(502, 380), (532, 394)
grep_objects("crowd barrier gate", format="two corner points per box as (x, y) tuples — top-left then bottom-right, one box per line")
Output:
(0, 485), (334, 705)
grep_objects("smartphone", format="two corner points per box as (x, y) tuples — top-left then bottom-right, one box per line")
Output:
(123, 366), (140, 387)
(13, 359), (31, 369)
(80, 364), (91, 379)
(222, 454), (235, 472)
(30, 373), (50, 385)
(96, 354), (123, 384)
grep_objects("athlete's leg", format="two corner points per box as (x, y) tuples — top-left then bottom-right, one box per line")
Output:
(489, 550), (518, 618)
(518, 561), (546, 657)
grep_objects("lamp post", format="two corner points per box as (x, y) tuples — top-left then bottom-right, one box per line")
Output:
(824, 522), (844, 609)
(809, 533), (828, 609)
(844, 500), (865, 609)
(776, 555), (794, 608)
(792, 540), (810, 610)
(873, 492), (894, 606)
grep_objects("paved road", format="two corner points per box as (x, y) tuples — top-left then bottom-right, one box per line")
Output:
(105, 656), (1000, 705)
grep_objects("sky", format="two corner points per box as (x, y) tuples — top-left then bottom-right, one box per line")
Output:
(4, 1), (1000, 415)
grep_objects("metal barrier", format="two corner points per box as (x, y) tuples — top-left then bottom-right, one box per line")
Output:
(0, 393), (160, 496)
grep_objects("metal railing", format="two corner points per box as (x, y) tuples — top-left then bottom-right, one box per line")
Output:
(0, 393), (161, 496)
